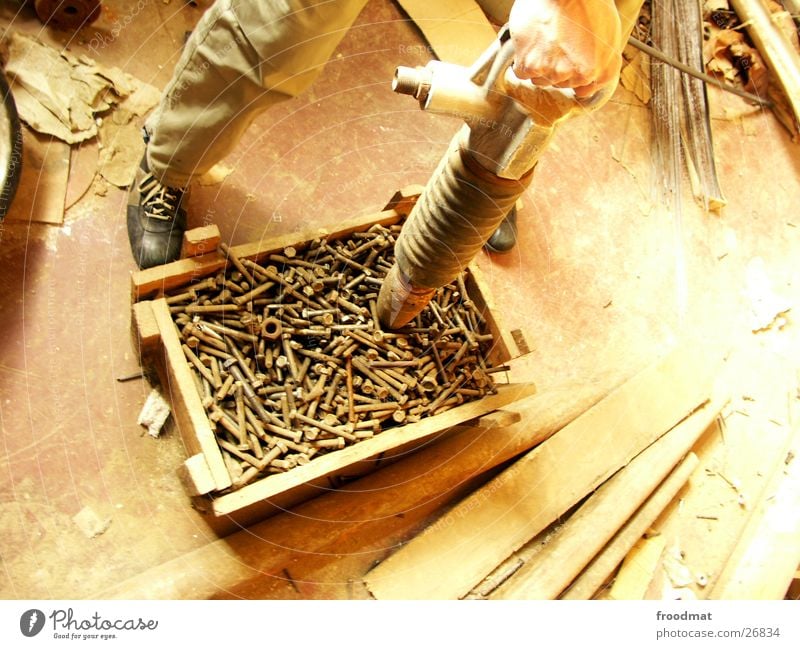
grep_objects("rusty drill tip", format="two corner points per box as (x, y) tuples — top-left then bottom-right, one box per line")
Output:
(376, 264), (436, 330)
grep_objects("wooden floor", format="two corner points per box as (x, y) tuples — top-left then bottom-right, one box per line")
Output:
(0, 0), (798, 600)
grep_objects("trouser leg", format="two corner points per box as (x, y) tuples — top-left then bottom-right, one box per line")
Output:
(146, 0), (369, 188)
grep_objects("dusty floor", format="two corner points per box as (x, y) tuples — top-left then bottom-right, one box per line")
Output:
(0, 0), (798, 599)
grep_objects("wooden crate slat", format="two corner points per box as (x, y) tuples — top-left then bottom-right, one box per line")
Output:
(465, 261), (516, 365)
(132, 253), (226, 303)
(151, 298), (232, 491)
(132, 206), (408, 302)
(131, 300), (160, 361)
(210, 383), (537, 517)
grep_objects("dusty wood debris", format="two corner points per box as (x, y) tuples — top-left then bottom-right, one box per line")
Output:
(0, 30), (160, 186)
(163, 223), (504, 491)
(704, 3), (770, 97)
(703, 0), (800, 137)
(0, 31), (159, 141)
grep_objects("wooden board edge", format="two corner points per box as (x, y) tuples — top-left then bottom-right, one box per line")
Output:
(560, 453), (700, 600)
(209, 382), (536, 516)
(382, 185), (424, 214)
(131, 299), (160, 362)
(709, 420), (800, 599)
(150, 298), (232, 491)
(465, 261), (516, 364)
(131, 254), (225, 304)
(487, 395), (721, 600)
(131, 207), (408, 302)
(232, 209), (405, 265)
(181, 224), (221, 259)
(179, 453), (217, 497)
(395, 0), (497, 66)
(607, 535), (668, 600)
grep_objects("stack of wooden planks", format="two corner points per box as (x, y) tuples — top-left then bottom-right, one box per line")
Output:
(364, 343), (725, 599)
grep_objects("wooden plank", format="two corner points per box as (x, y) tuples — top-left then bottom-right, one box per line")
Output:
(396, 0), (497, 66)
(786, 570), (800, 600)
(97, 408), (550, 599)
(651, 0), (683, 220)
(709, 422), (800, 599)
(131, 206), (409, 301)
(181, 224), (221, 259)
(179, 454), (217, 497)
(465, 261), (516, 364)
(364, 343), (715, 599)
(150, 298), (231, 492)
(561, 453), (701, 600)
(608, 535), (667, 600)
(5, 127), (69, 225)
(130, 300), (160, 361)
(675, 0), (726, 212)
(474, 0), (512, 24)
(130, 252), (226, 303)
(203, 409), (529, 533)
(210, 382), (536, 517)
(382, 184), (424, 214)
(232, 209), (403, 264)
(488, 397), (723, 599)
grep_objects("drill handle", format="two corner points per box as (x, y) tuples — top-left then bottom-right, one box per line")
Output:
(393, 24), (608, 127)
(491, 25), (611, 122)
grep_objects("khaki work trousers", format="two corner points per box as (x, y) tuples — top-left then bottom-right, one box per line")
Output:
(146, 0), (645, 188)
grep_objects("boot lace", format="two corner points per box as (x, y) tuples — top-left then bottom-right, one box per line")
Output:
(139, 172), (182, 221)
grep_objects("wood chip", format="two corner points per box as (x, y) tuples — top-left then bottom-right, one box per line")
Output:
(72, 506), (111, 539)
(137, 388), (171, 438)
(0, 31), (157, 144)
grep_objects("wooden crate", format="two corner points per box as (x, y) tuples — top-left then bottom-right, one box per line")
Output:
(131, 187), (535, 522)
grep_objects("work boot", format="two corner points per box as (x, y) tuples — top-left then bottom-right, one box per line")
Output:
(484, 205), (517, 254)
(126, 156), (187, 269)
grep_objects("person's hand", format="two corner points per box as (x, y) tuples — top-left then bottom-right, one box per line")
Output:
(508, 0), (622, 97)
